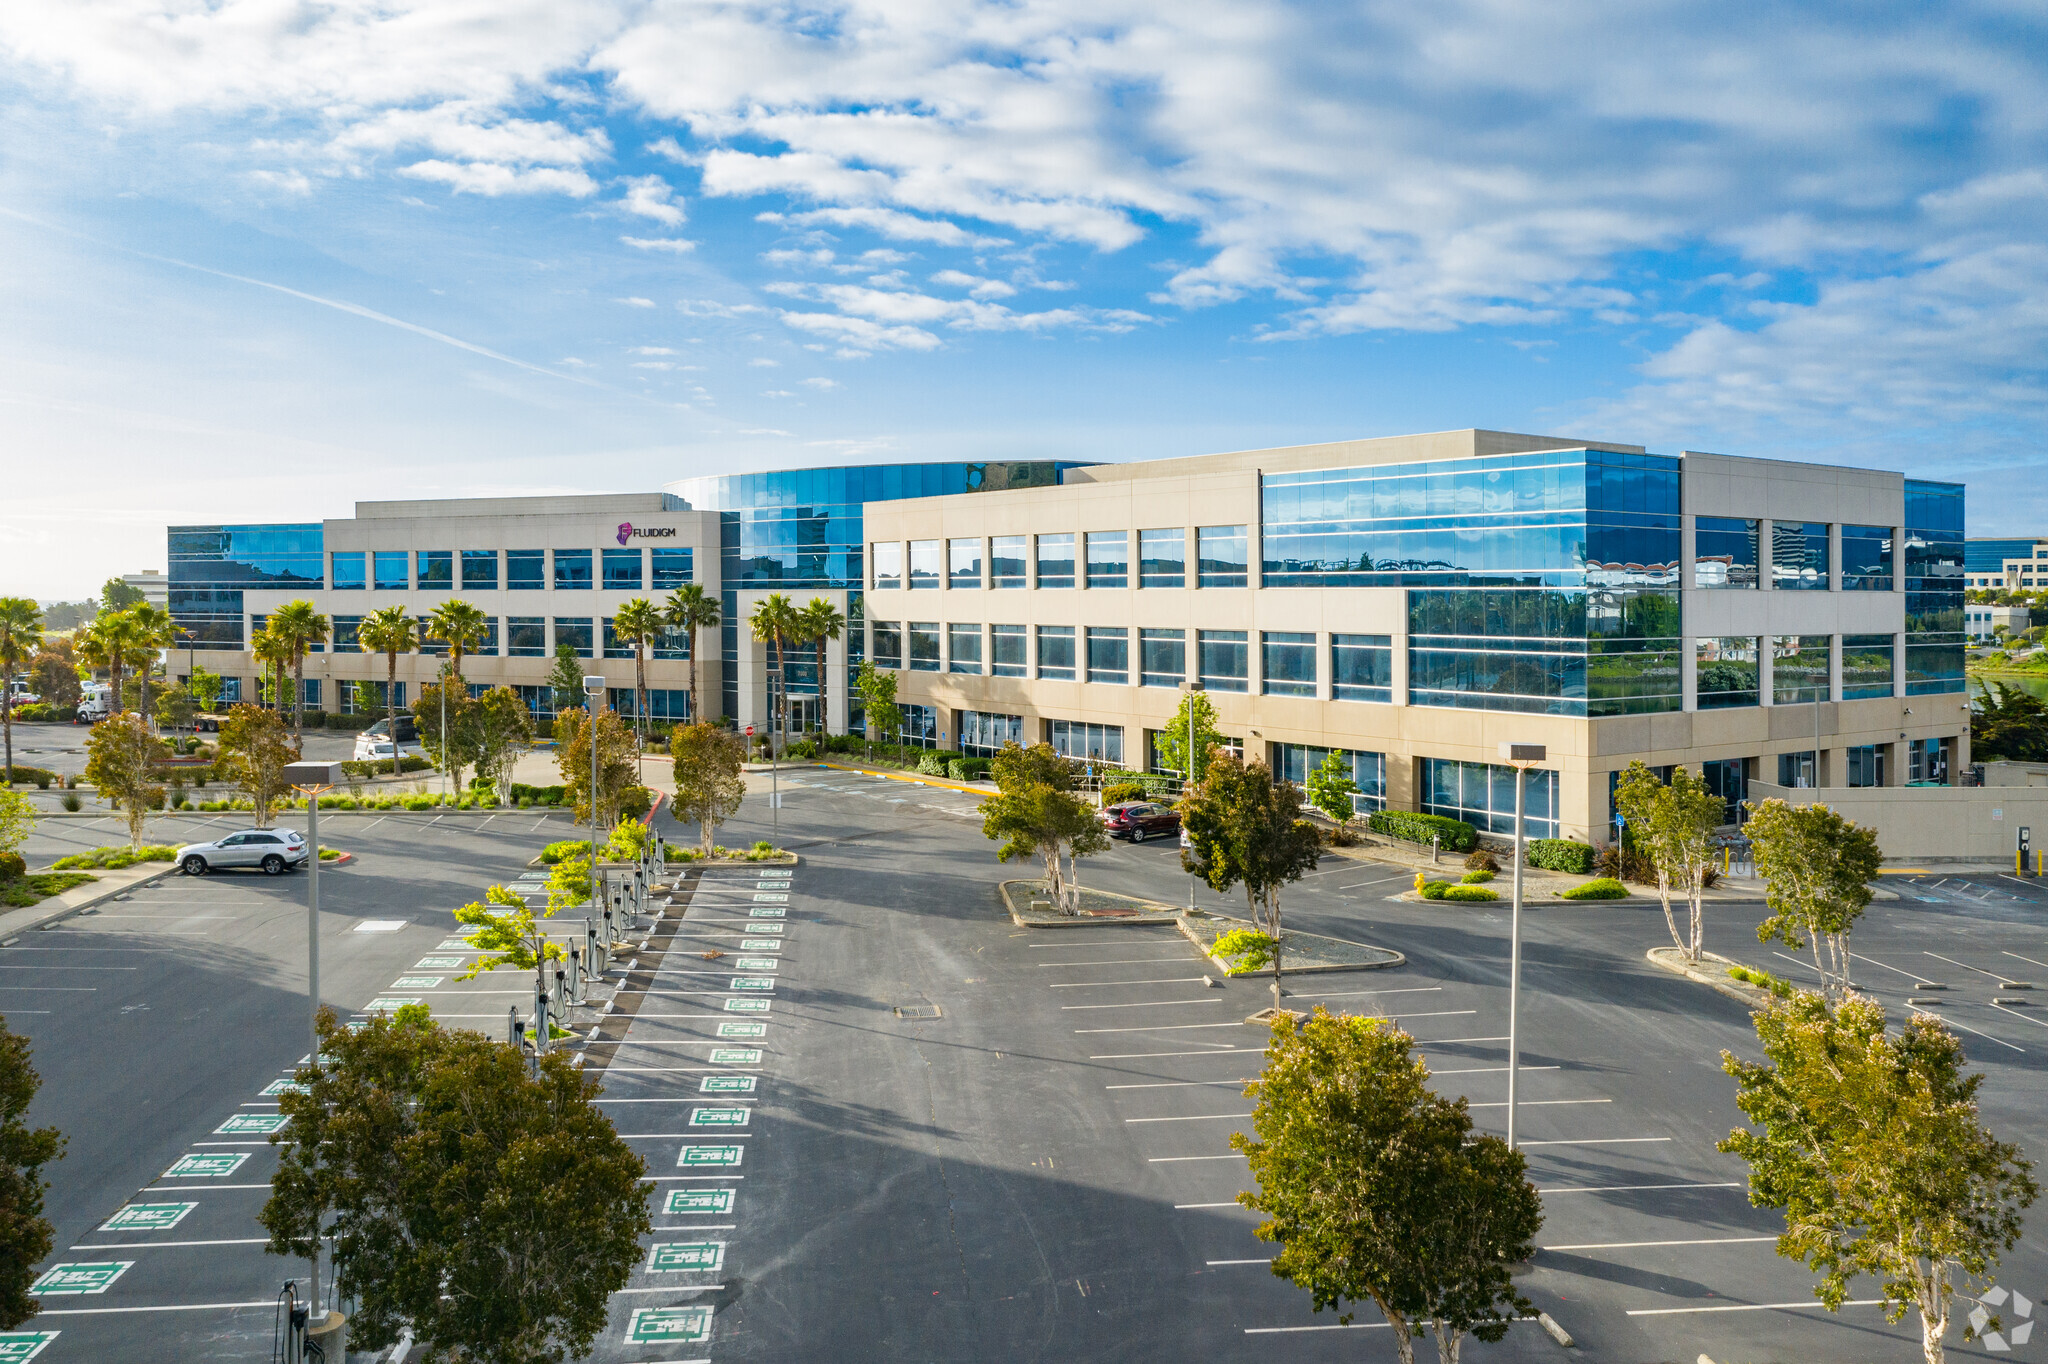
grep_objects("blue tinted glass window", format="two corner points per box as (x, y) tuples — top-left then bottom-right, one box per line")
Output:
(1331, 634), (1392, 704)
(1276, 745), (1386, 813)
(331, 552), (365, 591)
(1197, 526), (1247, 588)
(948, 623), (983, 674)
(1139, 528), (1185, 588)
(1198, 630), (1247, 692)
(507, 551), (545, 591)
(602, 618), (634, 658)
(1086, 532), (1128, 589)
(1140, 629), (1184, 687)
(1841, 525), (1892, 590)
(960, 710), (1024, 756)
(554, 617), (593, 657)
(1696, 637), (1760, 709)
(1421, 759), (1557, 838)
(1048, 719), (1122, 765)
(991, 624), (1027, 676)
(1694, 517), (1758, 589)
(991, 536), (1027, 588)
(908, 621), (940, 671)
(416, 551), (452, 590)
(374, 552), (409, 591)
(908, 541), (940, 589)
(554, 550), (592, 590)
(1262, 632), (1315, 697)
(871, 622), (902, 669)
(507, 617), (546, 657)
(1037, 625), (1075, 680)
(332, 615), (361, 651)
(603, 548), (642, 591)
(1772, 635), (1830, 703)
(461, 550), (497, 590)
(1903, 480), (1964, 695)
(1842, 634), (1894, 699)
(1036, 534), (1074, 589)
(414, 617), (446, 656)
(651, 548), (692, 589)
(1086, 626), (1129, 684)
(949, 538), (982, 589)
(1770, 522), (1829, 589)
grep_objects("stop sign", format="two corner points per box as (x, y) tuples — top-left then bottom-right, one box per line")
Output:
(745, 725), (754, 736)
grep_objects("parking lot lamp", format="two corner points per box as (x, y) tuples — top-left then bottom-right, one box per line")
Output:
(282, 759), (343, 1327)
(584, 675), (606, 899)
(1180, 681), (1203, 910)
(1498, 742), (1545, 1150)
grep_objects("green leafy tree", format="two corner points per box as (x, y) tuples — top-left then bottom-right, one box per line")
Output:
(1234, 1009), (1541, 1364)
(1721, 992), (2038, 1364)
(216, 703), (297, 828)
(980, 742), (1103, 911)
(0, 597), (42, 785)
(553, 706), (639, 829)
(1612, 760), (1726, 963)
(1151, 688), (1227, 790)
(98, 576), (145, 611)
(546, 642), (585, 718)
(28, 652), (82, 711)
(0, 1017), (62, 1330)
(122, 603), (179, 722)
(356, 605), (416, 745)
(77, 609), (150, 732)
(414, 678), (481, 794)
(83, 712), (168, 849)
(1745, 798), (1885, 999)
(455, 885), (571, 980)
(1971, 680), (2048, 762)
(472, 686), (535, 800)
(670, 722), (747, 854)
(266, 599), (330, 739)
(748, 593), (800, 753)
(610, 597), (665, 737)
(424, 599), (490, 681)
(661, 584), (720, 726)
(1179, 754), (1322, 1015)
(855, 659), (901, 748)
(798, 596), (846, 735)
(0, 790), (35, 866)
(1303, 750), (1359, 830)
(260, 1006), (651, 1363)
(153, 687), (196, 734)
(186, 664), (224, 715)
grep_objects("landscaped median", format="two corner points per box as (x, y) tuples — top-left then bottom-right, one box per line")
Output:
(1182, 911), (1405, 975)
(1645, 946), (1783, 1007)
(998, 880), (1182, 926)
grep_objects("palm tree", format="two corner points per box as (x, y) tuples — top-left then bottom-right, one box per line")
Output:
(611, 597), (665, 742)
(125, 603), (179, 722)
(747, 593), (799, 756)
(662, 584), (721, 726)
(426, 599), (490, 681)
(0, 597), (43, 785)
(78, 610), (144, 724)
(267, 599), (331, 744)
(254, 624), (293, 717)
(798, 597), (846, 738)
(357, 605), (416, 753)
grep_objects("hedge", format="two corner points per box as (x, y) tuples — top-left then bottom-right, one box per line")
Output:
(947, 757), (991, 782)
(12, 703), (74, 722)
(1527, 838), (1597, 875)
(322, 712), (382, 731)
(1, 765), (56, 789)
(1369, 810), (1477, 852)
(1560, 877), (1629, 900)
(916, 749), (965, 776)
(1442, 885), (1499, 902)
(510, 783), (568, 806)
(52, 845), (177, 871)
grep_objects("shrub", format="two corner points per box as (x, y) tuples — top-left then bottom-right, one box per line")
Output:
(2, 765), (55, 790)
(60, 792), (80, 812)
(1460, 869), (1495, 884)
(510, 783), (567, 806)
(0, 851), (23, 881)
(1100, 780), (1149, 806)
(1463, 848), (1500, 873)
(784, 739), (819, 760)
(539, 839), (590, 865)
(1369, 810), (1477, 852)
(618, 786), (654, 821)
(401, 795), (434, 811)
(1527, 838), (1597, 875)
(1416, 876), (1450, 900)
(1727, 964), (1795, 998)
(1593, 842), (1658, 885)
(948, 757), (991, 783)
(1560, 877), (1629, 901)
(517, 796), (532, 808)
(744, 840), (781, 861)
(51, 845), (177, 871)
(1442, 885), (1499, 902)
(916, 749), (964, 776)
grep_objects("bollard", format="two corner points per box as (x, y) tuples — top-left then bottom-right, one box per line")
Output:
(568, 944), (583, 1003)
(508, 1006), (521, 1047)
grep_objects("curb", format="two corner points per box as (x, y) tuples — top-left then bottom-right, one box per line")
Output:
(0, 862), (181, 938)
(1180, 917), (1407, 976)
(1646, 947), (1776, 1008)
(820, 762), (991, 798)
(998, 880), (1182, 928)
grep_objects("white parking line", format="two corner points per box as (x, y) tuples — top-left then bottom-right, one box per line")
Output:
(1517, 1137), (1670, 1147)
(1126, 1113), (1251, 1124)
(1925, 951), (2009, 982)
(1089, 1047), (1266, 1059)
(1626, 1298), (1882, 1317)
(1207, 1258), (1272, 1265)
(1032, 958), (1195, 967)
(1537, 1182), (1741, 1194)
(1060, 999), (1224, 1011)
(70, 1238), (268, 1249)
(1246, 1322), (1389, 1334)
(1284, 987), (1441, 1000)
(1105, 1080), (1248, 1090)
(1075, 1022), (1247, 1034)
(1467, 1099), (1609, 1109)
(1049, 977), (1208, 988)
(34, 1301), (277, 1316)
(1543, 1235), (1773, 1251)
(1147, 1154), (1246, 1163)
(1431, 1065), (1559, 1076)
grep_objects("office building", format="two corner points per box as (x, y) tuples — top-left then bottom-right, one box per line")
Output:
(1965, 537), (2048, 590)
(170, 429), (1966, 845)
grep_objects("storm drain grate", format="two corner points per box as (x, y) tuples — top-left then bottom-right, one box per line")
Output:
(893, 1004), (942, 1020)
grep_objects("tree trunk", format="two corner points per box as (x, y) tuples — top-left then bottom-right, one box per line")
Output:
(292, 653), (306, 753)
(815, 637), (828, 737)
(1656, 871), (1683, 954)
(1688, 870), (1706, 962)
(1267, 889), (1284, 1015)
(635, 644), (648, 746)
(109, 657), (123, 719)
(687, 625), (699, 726)
(1430, 1319), (1464, 1364)
(1380, 1305), (1417, 1364)
(1918, 1256), (1949, 1364)
(386, 653), (399, 778)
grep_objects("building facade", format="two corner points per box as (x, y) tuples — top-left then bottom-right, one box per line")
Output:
(1964, 537), (2048, 590)
(168, 429), (1966, 846)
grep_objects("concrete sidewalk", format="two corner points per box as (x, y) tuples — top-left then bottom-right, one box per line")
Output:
(0, 859), (181, 938)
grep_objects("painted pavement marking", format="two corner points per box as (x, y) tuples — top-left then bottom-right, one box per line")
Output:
(30, 1263), (131, 1296)
(99, 1203), (196, 1233)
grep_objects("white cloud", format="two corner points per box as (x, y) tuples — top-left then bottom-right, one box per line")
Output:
(931, 269), (1016, 300)
(748, 357), (779, 367)
(620, 235), (697, 252)
(739, 427), (792, 435)
(246, 169), (312, 195)
(615, 296), (656, 307)
(757, 208), (1008, 250)
(758, 390), (793, 398)
(776, 311), (942, 355)
(619, 174), (685, 225)
(630, 346), (674, 355)
(763, 247), (836, 269)
(401, 160), (597, 197)
(801, 377), (838, 390)
(631, 360), (674, 370)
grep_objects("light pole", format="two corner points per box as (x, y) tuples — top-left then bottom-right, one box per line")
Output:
(1498, 741), (1545, 1151)
(281, 759), (343, 1330)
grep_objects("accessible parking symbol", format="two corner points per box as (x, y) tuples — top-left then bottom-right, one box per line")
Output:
(626, 1305), (712, 1344)
(701, 1075), (756, 1094)
(164, 1152), (248, 1178)
(664, 1188), (735, 1216)
(708, 1047), (760, 1064)
(724, 998), (770, 1014)
(690, 1106), (749, 1128)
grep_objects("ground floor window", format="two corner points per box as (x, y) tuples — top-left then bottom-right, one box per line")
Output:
(512, 684), (552, 719)
(1275, 743), (1385, 814)
(1908, 737), (1951, 785)
(1147, 730), (1242, 777)
(1049, 718), (1123, 767)
(610, 687), (691, 721)
(343, 679), (402, 714)
(961, 710), (1023, 757)
(1421, 758), (1557, 839)
(899, 703), (938, 747)
(1701, 757), (1748, 823)
(1776, 750), (1816, 788)
(1847, 744), (1886, 788)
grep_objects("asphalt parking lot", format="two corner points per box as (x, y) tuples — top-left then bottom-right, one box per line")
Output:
(6, 768), (2046, 1362)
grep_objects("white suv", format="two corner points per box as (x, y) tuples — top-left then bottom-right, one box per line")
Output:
(176, 829), (310, 876)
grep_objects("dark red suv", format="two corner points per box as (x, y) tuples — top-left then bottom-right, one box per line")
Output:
(1102, 800), (1181, 843)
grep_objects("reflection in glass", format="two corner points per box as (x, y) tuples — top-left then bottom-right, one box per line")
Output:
(1037, 625), (1076, 680)
(1036, 534), (1075, 589)
(990, 624), (1027, 676)
(990, 536), (1027, 588)
(1140, 628), (1185, 687)
(1696, 636), (1761, 709)
(1694, 517), (1758, 589)
(1197, 526), (1247, 587)
(1139, 529), (1184, 588)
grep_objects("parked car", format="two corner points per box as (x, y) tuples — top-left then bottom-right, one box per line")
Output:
(1102, 800), (1182, 843)
(362, 715), (418, 744)
(176, 828), (310, 876)
(353, 734), (399, 762)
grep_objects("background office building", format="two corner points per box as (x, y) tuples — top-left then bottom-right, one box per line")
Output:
(170, 429), (1965, 845)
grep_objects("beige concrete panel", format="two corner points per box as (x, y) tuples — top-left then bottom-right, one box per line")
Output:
(1747, 779), (2031, 863)
(1769, 701), (1837, 743)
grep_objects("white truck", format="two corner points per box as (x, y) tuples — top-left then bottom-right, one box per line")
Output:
(76, 682), (113, 723)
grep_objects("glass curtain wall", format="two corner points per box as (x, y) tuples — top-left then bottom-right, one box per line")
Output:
(1694, 517), (1758, 588)
(1842, 634), (1895, 698)
(1904, 481), (1965, 695)
(169, 524), (324, 650)
(1422, 759), (1558, 839)
(1275, 744), (1386, 813)
(1771, 636), (1831, 704)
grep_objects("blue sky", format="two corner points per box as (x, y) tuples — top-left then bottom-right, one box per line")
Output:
(2, 0), (2045, 598)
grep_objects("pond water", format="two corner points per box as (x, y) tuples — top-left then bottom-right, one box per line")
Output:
(1971, 671), (2048, 705)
